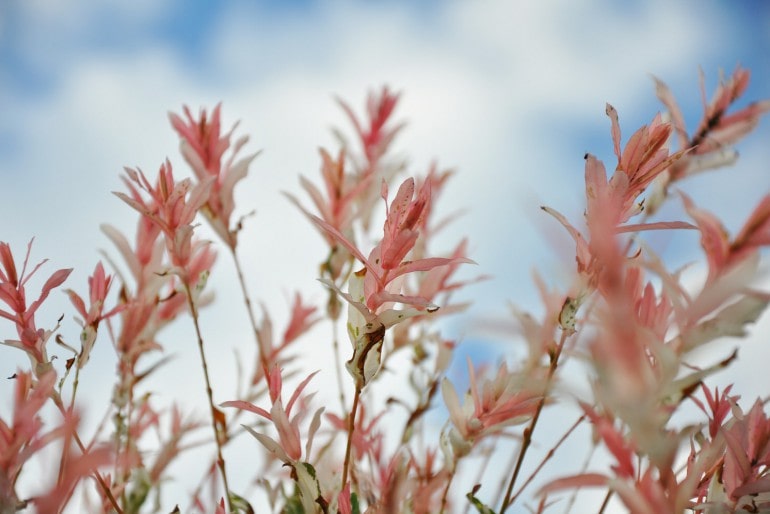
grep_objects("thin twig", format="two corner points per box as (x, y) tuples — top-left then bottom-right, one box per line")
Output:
(509, 414), (586, 505)
(184, 283), (233, 512)
(331, 319), (347, 413)
(121, 372), (135, 507)
(439, 462), (457, 514)
(51, 391), (123, 514)
(72, 424), (124, 514)
(57, 356), (85, 486)
(465, 445), (495, 514)
(500, 330), (569, 513)
(566, 433), (598, 514)
(341, 386), (362, 491)
(598, 489), (613, 514)
(231, 249), (269, 375)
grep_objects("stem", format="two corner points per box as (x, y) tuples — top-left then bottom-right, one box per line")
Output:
(499, 330), (568, 514)
(464, 445), (494, 514)
(439, 463), (457, 514)
(184, 283), (233, 513)
(400, 373), (441, 445)
(331, 320), (348, 413)
(69, 365), (82, 411)
(114, 359), (131, 509)
(121, 375), (136, 507)
(51, 394), (124, 514)
(231, 249), (269, 375)
(56, 416), (73, 487)
(57, 353), (86, 486)
(72, 431), (124, 514)
(565, 431), (598, 514)
(598, 490), (613, 513)
(341, 386), (362, 491)
(509, 414), (585, 506)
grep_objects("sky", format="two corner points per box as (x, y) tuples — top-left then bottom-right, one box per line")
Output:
(2, 1), (770, 512)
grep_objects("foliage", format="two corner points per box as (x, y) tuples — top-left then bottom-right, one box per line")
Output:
(2, 67), (770, 513)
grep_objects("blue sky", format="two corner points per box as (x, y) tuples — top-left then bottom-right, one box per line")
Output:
(2, 1), (770, 511)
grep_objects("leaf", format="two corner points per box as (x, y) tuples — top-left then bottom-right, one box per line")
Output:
(134, 354), (176, 384)
(125, 467), (152, 514)
(682, 294), (769, 351)
(541, 205), (592, 273)
(441, 378), (464, 435)
(280, 493), (305, 514)
(286, 370), (319, 417)
(466, 484), (496, 514)
(309, 215), (382, 285)
(229, 492), (255, 514)
(305, 407), (325, 458)
(213, 406), (228, 444)
(606, 103), (622, 161)
(290, 462), (325, 514)
(27, 267), (73, 317)
(616, 220), (696, 233)
(652, 75), (688, 147)
(538, 473), (609, 495)
(221, 400), (272, 420)
(345, 324), (385, 388)
(391, 256), (475, 280)
(241, 424), (291, 462)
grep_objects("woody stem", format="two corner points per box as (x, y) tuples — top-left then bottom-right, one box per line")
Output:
(74, 432), (124, 514)
(439, 462), (457, 514)
(341, 385), (362, 492)
(184, 283), (233, 512)
(500, 330), (568, 513)
(231, 249), (269, 375)
(331, 319), (347, 413)
(51, 394), (124, 514)
(510, 413), (585, 505)
(598, 490), (613, 514)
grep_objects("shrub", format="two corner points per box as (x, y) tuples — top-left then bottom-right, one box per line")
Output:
(2, 67), (770, 513)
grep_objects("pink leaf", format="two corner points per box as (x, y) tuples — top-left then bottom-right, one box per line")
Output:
(286, 370), (319, 417)
(220, 400), (272, 421)
(309, 215), (382, 284)
(606, 103), (622, 161)
(617, 221), (696, 233)
(539, 473), (609, 495)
